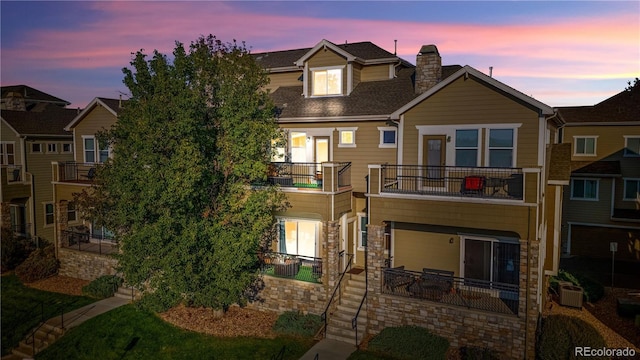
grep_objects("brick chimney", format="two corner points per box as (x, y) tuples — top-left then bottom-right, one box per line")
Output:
(415, 45), (442, 94)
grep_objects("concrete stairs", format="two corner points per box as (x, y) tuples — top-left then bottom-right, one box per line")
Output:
(3, 322), (65, 359)
(326, 272), (367, 345)
(114, 284), (142, 302)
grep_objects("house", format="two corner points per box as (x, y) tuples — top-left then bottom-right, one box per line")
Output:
(1, 85), (76, 244)
(557, 85), (640, 261)
(50, 97), (124, 279)
(249, 40), (567, 359)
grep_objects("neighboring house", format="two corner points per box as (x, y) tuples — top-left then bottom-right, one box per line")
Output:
(557, 85), (640, 261)
(1, 85), (76, 244)
(50, 97), (123, 279)
(249, 40), (567, 359)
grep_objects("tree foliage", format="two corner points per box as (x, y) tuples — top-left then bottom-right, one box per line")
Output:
(80, 35), (286, 310)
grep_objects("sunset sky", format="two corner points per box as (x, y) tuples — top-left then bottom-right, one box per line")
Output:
(1, 1), (638, 109)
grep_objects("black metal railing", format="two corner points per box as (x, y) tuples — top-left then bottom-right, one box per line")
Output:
(259, 251), (323, 284)
(24, 301), (65, 356)
(337, 162), (352, 188)
(267, 162), (321, 188)
(61, 229), (118, 255)
(352, 290), (367, 347)
(6, 165), (23, 182)
(380, 165), (524, 200)
(57, 162), (98, 182)
(382, 267), (519, 315)
(321, 251), (353, 337)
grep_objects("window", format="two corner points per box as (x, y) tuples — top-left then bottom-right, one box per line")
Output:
(270, 139), (286, 162)
(488, 129), (514, 167)
(44, 203), (54, 225)
(624, 136), (640, 157)
(91, 221), (115, 241)
(312, 68), (342, 96)
(358, 215), (368, 248)
(278, 219), (318, 257)
(337, 127), (357, 148)
(571, 178), (599, 200)
(623, 179), (640, 200)
(0, 142), (15, 165)
(378, 127), (397, 148)
(84, 136), (109, 163)
(62, 143), (73, 153)
(31, 143), (42, 153)
(574, 136), (597, 156)
(455, 129), (478, 166)
(67, 202), (77, 222)
(463, 238), (519, 286)
(47, 143), (57, 153)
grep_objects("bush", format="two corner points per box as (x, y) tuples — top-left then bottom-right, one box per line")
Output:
(272, 311), (322, 337)
(1, 228), (36, 272)
(82, 275), (123, 299)
(552, 270), (604, 303)
(536, 315), (607, 360)
(367, 325), (449, 360)
(460, 346), (500, 360)
(14, 244), (58, 283)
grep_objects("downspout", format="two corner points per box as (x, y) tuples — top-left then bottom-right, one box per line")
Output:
(525, 206), (531, 358)
(23, 136), (37, 242)
(365, 174), (370, 291)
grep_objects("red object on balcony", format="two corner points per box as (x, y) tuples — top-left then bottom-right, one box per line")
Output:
(463, 176), (485, 191)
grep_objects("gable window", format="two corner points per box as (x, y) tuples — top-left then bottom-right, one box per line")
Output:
(31, 143), (42, 153)
(83, 136), (109, 163)
(488, 129), (514, 167)
(378, 127), (397, 148)
(0, 142), (15, 165)
(44, 203), (54, 226)
(455, 129), (478, 167)
(62, 143), (73, 153)
(574, 136), (597, 156)
(570, 178), (598, 200)
(623, 179), (640, 200)
(624, 136), (640, 157)
(312, 68), (342, 96)
(337, 127), (357, 148)
(47, 143), (57, 153)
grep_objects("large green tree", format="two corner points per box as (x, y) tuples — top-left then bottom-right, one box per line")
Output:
(84, 36), (286, 311)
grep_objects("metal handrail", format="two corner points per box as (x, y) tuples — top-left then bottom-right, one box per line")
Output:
(352, 290), (367, 347)
(25, 302), (65, 356)
(320, 251), (353, 337)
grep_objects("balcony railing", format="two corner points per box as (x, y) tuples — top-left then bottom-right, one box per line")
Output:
(265, 162), (352, 191)
(380, 165), (523, 200)
(382, 267), (519, 315)
(258, 251), (322, 284)
(5, 165), (23, 182)
(55, 162), (98, 183)
(337, 162), (351, 188)
(61, 229), (118, 255)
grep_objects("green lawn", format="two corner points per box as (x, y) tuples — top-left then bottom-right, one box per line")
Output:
(36, 305), (316, 360)
(1, 274), (96, 356)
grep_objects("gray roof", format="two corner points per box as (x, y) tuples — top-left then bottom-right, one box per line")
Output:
(1, 85), (70, 107)
(2, 104), (76, 136)
(557, 84), (640, 124)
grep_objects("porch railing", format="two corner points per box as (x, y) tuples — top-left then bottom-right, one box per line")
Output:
(61, 229), (118, 255)
(267, 162), (321, 188)
(382, 267), (519, 315)
(5, 165), (23, 182)
(380, 165), (524, 200)
(258, 251), (323, 284)
(56, 162), (98, 183)
(337, 162), (352, 188)
(321, 251), (352, 337)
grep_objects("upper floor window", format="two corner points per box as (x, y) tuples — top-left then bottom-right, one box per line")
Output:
(312, 68), (342, 96)
(0, 142), (15, 165)
(68, 202), (77, 222)
(623, 178), (640, 201)
(488, 129), (514, 167)
(44, 203), (54, 226)
(31, 143), (42, 153)
(574, 136), (597, 156)
(378, 127), (397, 148)
(570, 178), (598, 200)
(455, 129), (478, 167)
(83, 136), (109, 163)
(624, 136), (640, 157)
(337, 127), (357, 148)
(62, 143), (73, 153)
(47, 143), (58, 153)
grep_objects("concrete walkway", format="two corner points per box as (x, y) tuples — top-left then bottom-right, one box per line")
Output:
(299, 339), (357, 360)
(48, 296), (130, 330)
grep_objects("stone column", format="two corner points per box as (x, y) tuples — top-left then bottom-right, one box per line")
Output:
(324, 220), (340, 290)
(56, 200), (69, 256)
(520, 238), (541, 359)
(366, 224), (385, 295)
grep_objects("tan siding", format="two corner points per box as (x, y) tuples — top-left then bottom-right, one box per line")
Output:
(1, 173), (31, 200)
(562, 177), (613, 225)
(352, 63), (362, 89)
(524, 173), (539, 204)
(307, 50), (348, 96)
(360, 64), (390, 82)
(1, 121), (23, 166)
(543, 185), (556, 272)
(393, 230), (460, 275)
(563, 124), (640, 162)
(73, 105), (118, 161)
(370, 196), (534, 239)
(281, 191), (330, 221)
(334, 191), (352, 219)
(402, 77), (541, 168)
(266, 71), (303, 92)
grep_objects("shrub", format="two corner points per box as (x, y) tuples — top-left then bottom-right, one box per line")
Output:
(272, 311), (322, 337)
(367, 325), (449, 360)
(552, 270), (604, 303)
(460, 346), (500, 360)
(14, 244), (58, 283)
(536, 315), (607, 360)
(82, 275), (123, 299)
(1, 228), (36, 272)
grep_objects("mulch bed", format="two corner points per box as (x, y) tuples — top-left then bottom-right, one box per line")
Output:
(24, 275), (90, 296)
(585, 288), (640, 348)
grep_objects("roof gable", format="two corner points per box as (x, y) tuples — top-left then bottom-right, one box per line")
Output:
(1, 85), (70, 107)
(65, 97), (124, 131)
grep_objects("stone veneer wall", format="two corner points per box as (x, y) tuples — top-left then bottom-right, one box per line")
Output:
(366, 224), (541, 359)
(58, 248), (118, 280)
(248, 276), (327, 315)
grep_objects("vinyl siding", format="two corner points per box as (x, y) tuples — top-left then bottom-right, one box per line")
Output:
(280, 191), (331, 221)
(266, 71), (303, 92)
(402, 76), (541, 168)
(393, 229), (460, 275)
(1, 121), (23, 166)
(352, 63), (362, 90)
(72, 105), (118, 161)
(360, 64), (391, 82)
(563, 124), (640, 162)
(563, 177), (613, 225)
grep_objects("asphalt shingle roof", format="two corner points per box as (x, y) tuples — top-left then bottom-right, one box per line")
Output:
(557, 85), (639, 124)
(548, 143), (571, 182)
(2, 105), (77, 136)
(1, 85), (70, 107)
(571, 160), (622, 176)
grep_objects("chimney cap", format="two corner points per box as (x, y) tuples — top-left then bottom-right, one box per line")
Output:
(418, 45), (439, 55)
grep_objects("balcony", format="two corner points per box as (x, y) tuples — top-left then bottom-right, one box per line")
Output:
(382, 267), (519, 315)
(61, 227), (118, 255)
(258, 251), (323, 284)
(379, 165), (524, 200)
(53, 162), (97, 183)
(265, 162), (352, 192)
(3, 165), (25, 183)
